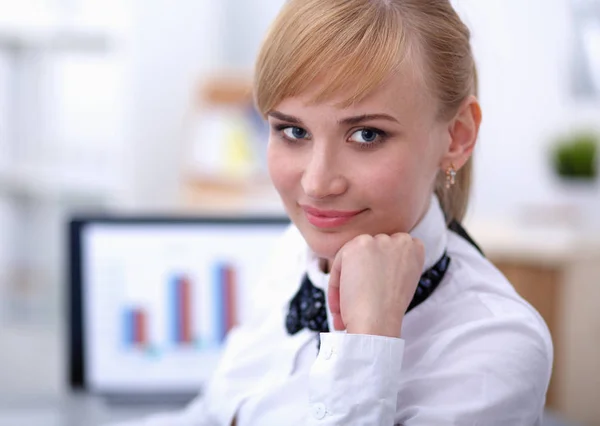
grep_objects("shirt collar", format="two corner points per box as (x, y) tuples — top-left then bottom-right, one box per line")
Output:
(305, 194), (448, 290)
(410, 194), (448, 272)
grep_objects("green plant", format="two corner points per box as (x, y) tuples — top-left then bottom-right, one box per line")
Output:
(551, 132), (598, 180)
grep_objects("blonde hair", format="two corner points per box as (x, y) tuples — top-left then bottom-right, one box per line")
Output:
(254, 0), (478, 222)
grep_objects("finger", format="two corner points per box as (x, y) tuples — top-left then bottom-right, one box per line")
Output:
(412, 237), (425, 262)
(328, 282), (340, 315)
(328, 251), (342, 315)
(412, 236), (424, 249)
(328, 283), (345, 330)
(332, 313), (345, 331)
(328, 250), (344, 330)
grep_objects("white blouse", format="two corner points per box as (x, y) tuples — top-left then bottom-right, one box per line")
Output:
(113, 196), (553, 426)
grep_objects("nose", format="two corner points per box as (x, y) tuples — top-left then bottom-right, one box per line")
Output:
(301, 144), (348, 200)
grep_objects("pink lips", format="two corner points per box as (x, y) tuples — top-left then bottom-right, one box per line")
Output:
(301, 205), (365, 228)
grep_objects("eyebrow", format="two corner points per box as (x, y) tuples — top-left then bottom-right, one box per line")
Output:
(268, 110), (400, 126)
(339, 114), (400, 126)
(268, 111), (304, 124)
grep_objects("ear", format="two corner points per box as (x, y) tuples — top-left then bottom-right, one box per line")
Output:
(441, 95), (482, 170)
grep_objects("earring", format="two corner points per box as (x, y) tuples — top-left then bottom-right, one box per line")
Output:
(445, 163), (457, 189)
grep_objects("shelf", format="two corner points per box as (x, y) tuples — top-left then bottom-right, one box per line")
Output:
(180, 174), (285, 214)
(183, 173), (273, 191)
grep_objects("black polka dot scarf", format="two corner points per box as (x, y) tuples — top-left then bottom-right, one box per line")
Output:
(285, 221), (483, 347)
(285, 251), (451, 345)
(406, 252), (451, 312)
(285, 273), (330, 336)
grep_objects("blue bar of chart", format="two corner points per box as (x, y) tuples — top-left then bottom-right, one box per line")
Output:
(122, 307), (148, 348)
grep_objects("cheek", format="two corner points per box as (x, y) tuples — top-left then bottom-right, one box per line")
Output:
(360, 157), (419, 199)
(358, 149), (433, 213)
(267, 141), (298, 196)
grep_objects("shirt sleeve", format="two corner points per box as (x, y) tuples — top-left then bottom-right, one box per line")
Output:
(307, 314), (551, 426)
(307, 333), (406, 425)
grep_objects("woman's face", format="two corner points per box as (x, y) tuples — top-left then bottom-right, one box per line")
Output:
(267, 69), (453, 261)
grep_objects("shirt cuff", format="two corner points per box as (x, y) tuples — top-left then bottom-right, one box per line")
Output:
(307, 332), (405, 424)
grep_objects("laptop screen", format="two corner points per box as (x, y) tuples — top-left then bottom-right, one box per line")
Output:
(69, 217), (290, 396)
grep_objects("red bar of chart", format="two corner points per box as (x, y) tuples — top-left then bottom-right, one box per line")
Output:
(223, 265), (237, 334)
(213, 263), (237, 344)
(123, 307), (148, 348)
(171, 275), (195, 346)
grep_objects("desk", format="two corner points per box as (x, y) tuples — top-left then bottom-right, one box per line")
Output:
(0, 394), (185, 426)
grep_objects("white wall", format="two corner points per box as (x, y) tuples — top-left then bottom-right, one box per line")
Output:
(0, 0), (134, 323)
(127, 0), (225, 209)
(455, 0), (600, 221)
(221, 0), (285, 70)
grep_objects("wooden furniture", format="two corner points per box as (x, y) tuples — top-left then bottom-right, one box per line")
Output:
(179, 75), (283, 214)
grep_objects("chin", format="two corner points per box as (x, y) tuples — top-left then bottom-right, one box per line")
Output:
(287, 206), (364, 259)
(299, 226), (349, 260)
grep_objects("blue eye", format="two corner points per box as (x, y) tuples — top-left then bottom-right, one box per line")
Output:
(283, 126), (308, 140)
(349, 128), (384, 145)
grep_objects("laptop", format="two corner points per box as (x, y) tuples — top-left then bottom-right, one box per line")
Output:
(68, 215), (290, 405)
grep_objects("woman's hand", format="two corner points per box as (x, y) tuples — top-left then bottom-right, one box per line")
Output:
(327, 233), (425, 338)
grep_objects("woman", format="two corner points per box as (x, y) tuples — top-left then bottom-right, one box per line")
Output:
(116, 0), (552, 424)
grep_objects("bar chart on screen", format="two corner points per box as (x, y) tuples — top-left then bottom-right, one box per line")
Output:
(82, 222), (288, 391)
(118, 261), (239, 360)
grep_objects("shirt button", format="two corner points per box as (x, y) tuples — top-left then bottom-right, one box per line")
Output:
(312, 402), (327, 420)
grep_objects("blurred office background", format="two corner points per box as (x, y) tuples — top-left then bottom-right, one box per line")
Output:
(0, 0), (599, 425)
